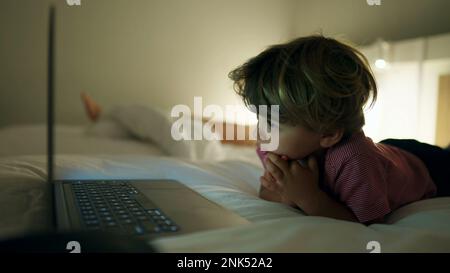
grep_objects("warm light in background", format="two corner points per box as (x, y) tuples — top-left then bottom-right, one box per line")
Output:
(223, 106), (258, 126)
(375, 59), (387, 69)
(361, 34), (450, 145)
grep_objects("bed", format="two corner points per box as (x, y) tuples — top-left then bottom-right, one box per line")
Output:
(1, 106), (449, 252)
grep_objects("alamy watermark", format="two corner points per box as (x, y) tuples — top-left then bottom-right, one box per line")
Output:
(66, 241), (81, 253)
(170, 97), (279, 151)
(366, 241), (381, 253)
(66, 0), (81, 6)
(366, 0), (381, 6)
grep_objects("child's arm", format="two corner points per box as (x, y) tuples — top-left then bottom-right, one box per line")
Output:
(301, 188), (358, 222)
(263, 153), (358, 222)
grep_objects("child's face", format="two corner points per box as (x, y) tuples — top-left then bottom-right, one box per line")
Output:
(258, 122), (322, 160)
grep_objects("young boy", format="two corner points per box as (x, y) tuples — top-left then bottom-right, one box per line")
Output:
(228, 35), (450, 224)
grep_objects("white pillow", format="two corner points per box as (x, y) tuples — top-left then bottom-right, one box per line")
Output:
(110, 105), (223, 160)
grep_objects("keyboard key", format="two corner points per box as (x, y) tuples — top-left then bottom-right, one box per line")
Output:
(121, 219), (134, 225)
(101, 216), (114, 222)
(104, 221), (117, 227)
(81, 209), (95, 215)
(99, 211), (111, 216)
(169, 226), (178, 232)
(85, 219), (100, 226)
(146, 209), (160, 215)
(162, 225), (178, 232)
(133, 225), (146, 235)
(152, 215), (165, 220)
(119, 214), (130, 219)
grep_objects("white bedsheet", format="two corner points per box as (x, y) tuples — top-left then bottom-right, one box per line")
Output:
(0, 154), (449, 252)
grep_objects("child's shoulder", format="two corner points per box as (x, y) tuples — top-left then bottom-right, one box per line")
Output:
(325, 130), (377, 166)
(323, 131), (388, 190)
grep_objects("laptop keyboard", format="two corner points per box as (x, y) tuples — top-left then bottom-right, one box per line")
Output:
(70, 181), (179, 236)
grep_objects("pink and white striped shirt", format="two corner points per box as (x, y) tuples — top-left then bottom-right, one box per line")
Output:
(323, 131), (436, 223)
(257, 131), (437, 223)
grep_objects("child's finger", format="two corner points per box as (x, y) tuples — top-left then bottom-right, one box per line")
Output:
(260, 176), (277, 192)
(268, 172), (276, 182)
(264, 171), (276, 182)
(265, 157), (284, 181)
(266, 153), (289, 174)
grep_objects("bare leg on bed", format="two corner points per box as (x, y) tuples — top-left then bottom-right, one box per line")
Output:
(81, 92), (102, 122)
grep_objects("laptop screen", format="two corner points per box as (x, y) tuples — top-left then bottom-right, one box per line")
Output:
(47, 5), (55, 185)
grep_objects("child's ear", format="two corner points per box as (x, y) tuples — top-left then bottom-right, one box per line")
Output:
(319, 129), (344, 148)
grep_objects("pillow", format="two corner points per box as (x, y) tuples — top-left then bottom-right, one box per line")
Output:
(110, 105), (223, 160)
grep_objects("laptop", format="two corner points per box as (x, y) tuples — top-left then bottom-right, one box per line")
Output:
(48, 6), (249, 239)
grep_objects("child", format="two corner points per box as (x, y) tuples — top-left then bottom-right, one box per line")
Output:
(228, 35), (450, 224)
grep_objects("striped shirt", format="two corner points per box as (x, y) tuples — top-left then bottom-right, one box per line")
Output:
(322, 131), (436, 223)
